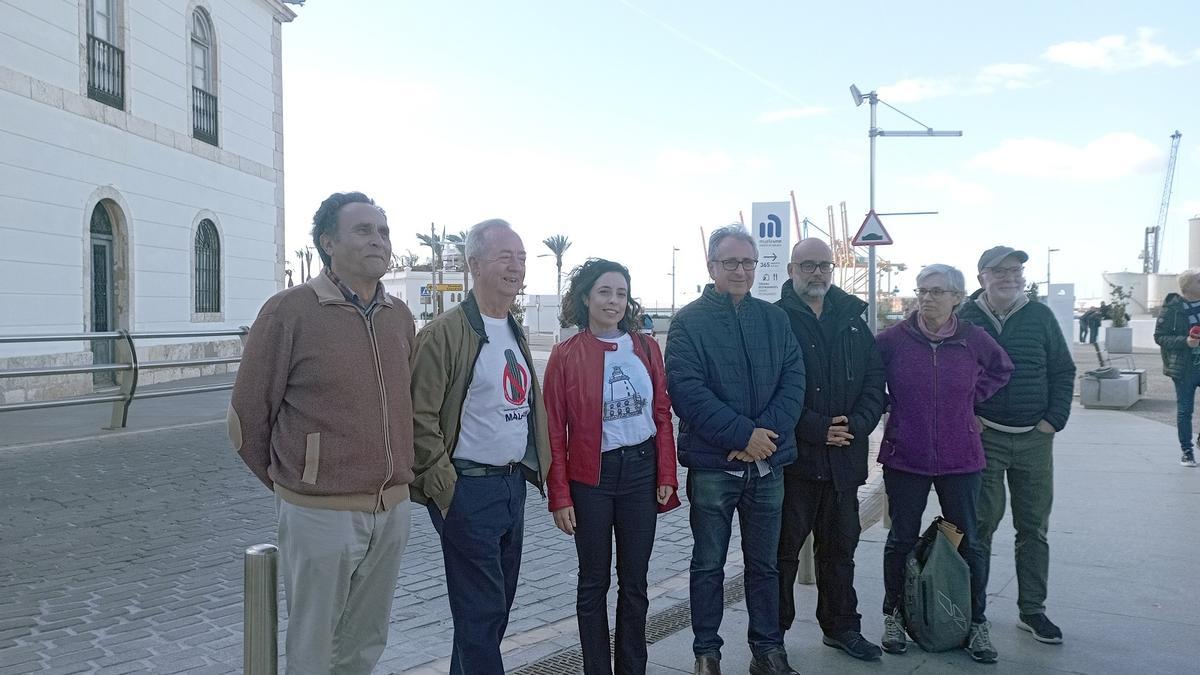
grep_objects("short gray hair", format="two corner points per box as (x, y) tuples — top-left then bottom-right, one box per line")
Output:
(707, 224), (757, 261)
(916, 264), (966, 295)
(465, 218), (513, 260)
(1180, 269), (1200, 294)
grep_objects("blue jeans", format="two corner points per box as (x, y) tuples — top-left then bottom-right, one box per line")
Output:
(882, 467), (987, 624)
(1173, 369), (1200, 451)
(687, 467), (785, 658)
(428, 470), (526, 675)
(570, 440), (658, 675)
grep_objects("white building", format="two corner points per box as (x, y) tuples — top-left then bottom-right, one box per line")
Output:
(0, 0), (298, 402)
(381, 268), (469, 323)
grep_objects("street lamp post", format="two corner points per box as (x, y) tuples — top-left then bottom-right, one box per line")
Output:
(670, 246), (680, 316)
(1047, 247), (1061, 287)
(850, 84), (962, 333)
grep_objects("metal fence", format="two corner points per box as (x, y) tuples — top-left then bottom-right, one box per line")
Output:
(87, 34), (124, 110)
(0, 328), (247, 428)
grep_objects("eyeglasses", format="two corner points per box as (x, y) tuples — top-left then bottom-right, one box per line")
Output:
(794, 261), (835, 274)
(714, 258), (758, 271)
(985, 265), (1024, 278)
(915, 288), (958, 298)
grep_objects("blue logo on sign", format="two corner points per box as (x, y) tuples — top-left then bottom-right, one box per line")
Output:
(759, 214), (782, 238)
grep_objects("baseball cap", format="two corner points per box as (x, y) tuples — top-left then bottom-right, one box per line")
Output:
(977, 246), (1029, 273)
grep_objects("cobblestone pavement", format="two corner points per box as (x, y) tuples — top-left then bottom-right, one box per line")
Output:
(0, 420), (714, 675)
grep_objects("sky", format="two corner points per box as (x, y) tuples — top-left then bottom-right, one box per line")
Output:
(278, 0), (1200, 307)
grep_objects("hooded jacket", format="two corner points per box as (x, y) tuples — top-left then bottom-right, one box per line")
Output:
(876, 312), (1014, 476)
(1154, 292), (1200, 379)
(776, 280), (886, 489)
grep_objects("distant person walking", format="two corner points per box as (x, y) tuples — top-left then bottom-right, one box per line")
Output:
(1154, 270), (1200, 468)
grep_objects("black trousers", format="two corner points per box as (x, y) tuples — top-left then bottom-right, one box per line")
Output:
(569, 439), (658, 675)
(776, 474), (863, 635)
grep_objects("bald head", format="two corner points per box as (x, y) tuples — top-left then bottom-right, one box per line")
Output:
(787, 238), (835, 301)
(791, 238), (833, 263)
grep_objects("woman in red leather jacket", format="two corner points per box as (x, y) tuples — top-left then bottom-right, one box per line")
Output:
(544, 258), (680, 675)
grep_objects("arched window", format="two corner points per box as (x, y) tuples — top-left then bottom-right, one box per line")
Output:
(194, 220), (221, 313)
(191, 8), (219, 145)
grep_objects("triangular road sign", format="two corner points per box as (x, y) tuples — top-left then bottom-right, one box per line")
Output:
(852, 210), (893, 246)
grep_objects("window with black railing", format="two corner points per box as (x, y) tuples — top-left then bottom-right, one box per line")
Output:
(195, 220), (221, 314)
(193, 87), (219, 145)
(87, 34), (124, 110)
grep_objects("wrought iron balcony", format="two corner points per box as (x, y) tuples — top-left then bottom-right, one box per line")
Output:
(192, 87), (219, 146)
(87, 35), (124, 110)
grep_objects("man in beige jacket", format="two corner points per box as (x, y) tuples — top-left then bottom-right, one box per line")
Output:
(230, 191), (415, 675)
(410, 219), (551, 675)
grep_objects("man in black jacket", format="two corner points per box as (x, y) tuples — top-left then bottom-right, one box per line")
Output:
(958, 246), (1075, 647)
(774, 238), (886, 662)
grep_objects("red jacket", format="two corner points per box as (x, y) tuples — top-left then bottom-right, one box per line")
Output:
(544, 330), (680, 512)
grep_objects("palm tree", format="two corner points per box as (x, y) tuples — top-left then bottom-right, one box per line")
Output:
(542, 234), (572, 302)
(294, 247), (313, 282)
(446, 230), (470, 296)
(417, 225), (445, 314)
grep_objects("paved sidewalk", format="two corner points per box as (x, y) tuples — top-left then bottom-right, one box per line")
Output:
(643, 404), (1200, 674)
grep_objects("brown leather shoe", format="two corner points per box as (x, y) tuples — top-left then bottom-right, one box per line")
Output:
(694, 653), (721, 675)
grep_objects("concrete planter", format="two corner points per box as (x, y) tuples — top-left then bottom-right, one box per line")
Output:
(1105, 326), (1134, 354)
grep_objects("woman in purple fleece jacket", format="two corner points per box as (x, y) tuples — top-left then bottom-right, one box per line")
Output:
(874, 264), (1014, 664)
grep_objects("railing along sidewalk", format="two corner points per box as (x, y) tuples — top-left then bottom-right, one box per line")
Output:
(0, 328), (247, 429)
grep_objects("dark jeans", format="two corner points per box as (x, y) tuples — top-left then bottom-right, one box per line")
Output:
(687, 467), (785, 659)
(428, 470), (526, 675)
(777, 475), (862, 635)
(570, 439), (658, 675)
(882, 467), (987, 624)
(1173, 368), (1200, 451)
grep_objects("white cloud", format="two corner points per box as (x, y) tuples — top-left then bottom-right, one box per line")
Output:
(905, 172), (994, 205)
(1181, 200), (1200, 218)
(755, 106), (830, 124)
(877, 63), (1040, 102)
(969, 133), (1163, 180)
(1042, 28), (1194, 70)
(972, 63), (1040, 92)
(877, 78), (955, 103)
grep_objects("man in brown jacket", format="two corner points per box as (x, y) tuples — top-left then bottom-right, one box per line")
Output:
(229, 191), (415, 675)
(410, 218), (551, 675)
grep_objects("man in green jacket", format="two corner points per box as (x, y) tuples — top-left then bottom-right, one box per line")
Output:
(958, 246), (1075, 647)
(410, 219), (551, 675)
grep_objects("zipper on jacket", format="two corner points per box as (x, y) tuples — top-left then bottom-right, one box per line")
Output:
(363, 308), (394, 509)
(930, 341), (940, 474)
(448, 322), (486, 458)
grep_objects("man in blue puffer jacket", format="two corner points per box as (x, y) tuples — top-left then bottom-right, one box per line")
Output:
(666, 225), (806, 675)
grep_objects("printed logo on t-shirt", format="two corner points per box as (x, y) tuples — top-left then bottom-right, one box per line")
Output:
(502, 349), (530, 420)
(603, 365), (647, 421)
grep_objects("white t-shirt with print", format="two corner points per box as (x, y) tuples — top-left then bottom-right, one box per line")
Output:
(453, 315), (532, 466)
(596, 333), (657, 451)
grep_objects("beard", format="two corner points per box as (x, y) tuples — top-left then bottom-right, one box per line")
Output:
(800, 281), (830, 299)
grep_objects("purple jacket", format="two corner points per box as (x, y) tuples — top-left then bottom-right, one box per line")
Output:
(876, 313), (1014, 476)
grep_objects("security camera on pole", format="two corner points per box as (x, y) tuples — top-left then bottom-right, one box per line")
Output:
(849, 84), (962, 333)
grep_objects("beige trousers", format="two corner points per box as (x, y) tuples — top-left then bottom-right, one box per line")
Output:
(277, 497), (411, 675)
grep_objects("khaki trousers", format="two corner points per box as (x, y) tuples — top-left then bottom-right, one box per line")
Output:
(277, 497), (411, 675)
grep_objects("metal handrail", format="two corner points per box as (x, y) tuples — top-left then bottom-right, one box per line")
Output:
(0, 327), (248, 428)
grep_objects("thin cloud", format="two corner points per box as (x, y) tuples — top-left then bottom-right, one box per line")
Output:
(878, 78), (955, 103)
(876, 63), (1040, 103)
(756, 106), (831, 124)
(972, 63), (1041, 93)
(906, 172), (994, 205)
(969, 133), (1162, 181)
(1042, 28), (1194, 70)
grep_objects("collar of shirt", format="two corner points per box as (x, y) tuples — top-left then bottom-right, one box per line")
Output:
(324, 268), (385, 313)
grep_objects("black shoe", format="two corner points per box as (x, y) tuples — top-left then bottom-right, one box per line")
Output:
(693, 653), (721, 675)
(881, 609), (907, 654)
(823, 630), (883, 661)
(1017, 613), (1063, 644)
(749, 650), (799, 675)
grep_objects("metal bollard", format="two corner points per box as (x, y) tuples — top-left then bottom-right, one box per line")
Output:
(797, 533), (816, 585)
(244, 544), (279, 674)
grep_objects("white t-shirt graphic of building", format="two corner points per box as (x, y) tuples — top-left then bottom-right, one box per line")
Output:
(603, 366), (646, 421)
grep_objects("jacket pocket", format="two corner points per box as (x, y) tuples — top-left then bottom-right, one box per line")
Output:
(302, 433), (320, 484)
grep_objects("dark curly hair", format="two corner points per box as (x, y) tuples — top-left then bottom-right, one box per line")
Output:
(311, 191), (382, 266)
(559, 258), (643, 334)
